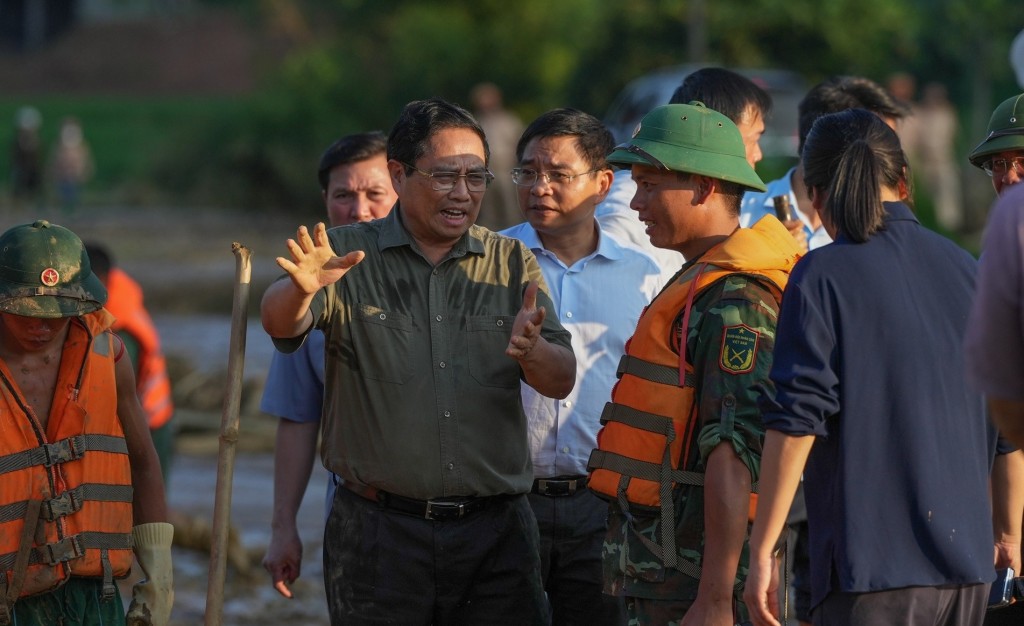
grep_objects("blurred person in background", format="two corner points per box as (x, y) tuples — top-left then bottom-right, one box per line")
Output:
(10, 106), (43, 211)
(260, 130), (397, 600)
(85, 242), (176, 484)
(50, 116), (93, 214)
(471, 82), (524, 231)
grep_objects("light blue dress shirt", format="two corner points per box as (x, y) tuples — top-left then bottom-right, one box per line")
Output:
(740, 166), (833, 251)
(500, 220), (664, 477)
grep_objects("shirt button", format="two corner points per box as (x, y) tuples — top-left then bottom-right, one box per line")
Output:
(432, 269), (439, 275)
(563, 400), (572, 408)
(447, 463), (455, 470)
(496, 319), (504, 327)
(443, 410), (451, 418)
(379, 313), (386, 320)
(435, 315), (442, 322)
(565, 311), (573, 318)
(439, 361), (446, 369)
(561, 446), (569, 453)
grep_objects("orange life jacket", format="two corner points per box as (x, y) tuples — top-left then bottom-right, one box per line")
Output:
(0, 310), (134, 606)
(588, 216), (799, 573)
(104, 268), (174, 430)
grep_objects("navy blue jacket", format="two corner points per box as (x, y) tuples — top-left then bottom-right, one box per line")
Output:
(761, 202), (995, 609)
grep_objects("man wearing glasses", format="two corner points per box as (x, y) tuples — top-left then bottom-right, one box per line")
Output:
(261, 97), (576, 625)
(964, 92), (1024, 626)
(501, 108), (663, 625)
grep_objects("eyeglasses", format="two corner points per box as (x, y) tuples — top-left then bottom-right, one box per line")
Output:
(401, 162), (494, 192)
(511, 168), (600, 187)
(983, 156), (1024, 178)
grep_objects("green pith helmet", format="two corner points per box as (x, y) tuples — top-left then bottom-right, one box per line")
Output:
(0, 220), (106, 318)
(606, 101), (766, 192)
(969, 93), (1024, 168)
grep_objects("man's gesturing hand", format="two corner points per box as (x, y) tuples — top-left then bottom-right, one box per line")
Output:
(276, 222), (365, 294)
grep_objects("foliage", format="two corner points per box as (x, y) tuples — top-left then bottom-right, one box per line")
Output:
(88, 0), (1024, 214)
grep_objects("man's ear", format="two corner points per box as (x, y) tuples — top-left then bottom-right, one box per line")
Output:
(593, 168), (615, 203)
(387, 159), (406, 189)
(694, 175), (715, 205)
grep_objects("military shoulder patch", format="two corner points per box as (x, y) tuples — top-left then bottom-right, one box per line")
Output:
(719, 324), (759, 374)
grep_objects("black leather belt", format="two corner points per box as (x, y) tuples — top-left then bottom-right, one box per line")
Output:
(343, 481), (505, 521)
(531, 475), (588, 497)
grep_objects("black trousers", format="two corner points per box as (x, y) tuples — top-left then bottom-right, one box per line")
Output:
(812, 583), (988, 626)
(528, 488), (626, 626)
(324, 486), (549, 626)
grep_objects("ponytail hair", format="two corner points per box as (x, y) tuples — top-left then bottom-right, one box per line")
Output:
(802, 108), (909, 243)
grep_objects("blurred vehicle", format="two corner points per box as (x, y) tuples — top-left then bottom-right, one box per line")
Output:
(604, 65), (806, 176)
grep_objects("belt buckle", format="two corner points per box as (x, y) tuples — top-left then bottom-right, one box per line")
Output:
(538, 479), (575, 496)
(424, 500), (465, 521)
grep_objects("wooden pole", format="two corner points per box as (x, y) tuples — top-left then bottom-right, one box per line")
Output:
(204, 242), (251, 626)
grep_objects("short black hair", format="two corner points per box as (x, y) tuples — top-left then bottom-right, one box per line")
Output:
(515, 108), (615, 170)
(387, 97), (489, 169)
(83, 241), (112, 282)
(669, 67), (772, 124)
(317, 131), (388, 192)
(798, 76), (908, 155)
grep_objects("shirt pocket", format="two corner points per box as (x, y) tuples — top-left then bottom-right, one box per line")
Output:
(467, 315), (518, 388)
(351, 304), (415, 384)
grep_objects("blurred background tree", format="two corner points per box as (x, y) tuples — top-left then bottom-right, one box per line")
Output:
(0, 0), (1021, 231)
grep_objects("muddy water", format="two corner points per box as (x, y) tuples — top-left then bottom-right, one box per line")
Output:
(149, 314), (332, 625)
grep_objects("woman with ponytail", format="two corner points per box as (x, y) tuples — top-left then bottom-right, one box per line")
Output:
(743, 109), (1019, 626)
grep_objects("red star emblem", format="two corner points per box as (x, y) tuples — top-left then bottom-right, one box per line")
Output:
(40, 268), (59, 287)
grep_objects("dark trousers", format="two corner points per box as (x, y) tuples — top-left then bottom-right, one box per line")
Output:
(325, 486), (549, 626)
(812, 584), (988, 626)
(528, 489), (626, 626)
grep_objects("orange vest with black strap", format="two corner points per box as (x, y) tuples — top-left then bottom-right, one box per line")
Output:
(104, 267), (174, 430)
(588, 216), (798, 575)
(0, 310), (134, 608)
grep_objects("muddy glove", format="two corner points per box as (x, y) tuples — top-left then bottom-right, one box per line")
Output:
(127, 522), (174, 626)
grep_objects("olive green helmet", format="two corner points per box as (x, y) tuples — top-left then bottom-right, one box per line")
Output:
(0, 220), (106, 318)
(607, 101), (766, 192)
(969, 93), (1024, 169)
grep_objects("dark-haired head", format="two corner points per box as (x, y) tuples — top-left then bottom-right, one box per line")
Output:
(317, 131), (388, 192)
(515, 108), (614, 170)
(798, 76), (908, 155)
(387, 98), (490, 169)
(669, 67), (772, 167)
(802, 108), (910, 243)
(669, 67), (773, 124)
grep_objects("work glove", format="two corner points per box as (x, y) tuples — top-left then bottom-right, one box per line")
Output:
(126, 522), (174, 626)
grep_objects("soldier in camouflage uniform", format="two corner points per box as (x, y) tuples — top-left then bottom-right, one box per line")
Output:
(587, 102), (801, 625)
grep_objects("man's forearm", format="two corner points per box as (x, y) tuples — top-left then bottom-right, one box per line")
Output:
(520, 340), (576, 399)
(991, 398), (1024, 450)
(699, 442), (753, 602)
(261, 279), (316, 339)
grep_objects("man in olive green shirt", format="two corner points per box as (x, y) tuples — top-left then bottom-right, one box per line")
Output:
(261, 97), (575, 626)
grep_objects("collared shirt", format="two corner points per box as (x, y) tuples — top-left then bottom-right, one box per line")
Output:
(762, 202), (994, 609)
(500, 220), (663, 477)
(274, 206), (573, 501)
(260, 330), (325, 423)
(740, 167), (832, 250)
